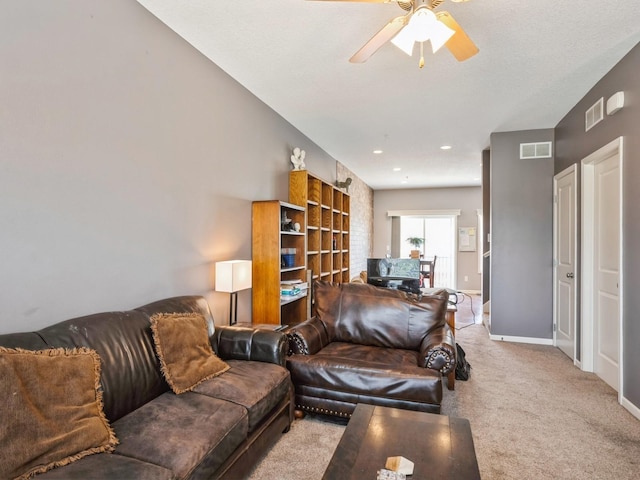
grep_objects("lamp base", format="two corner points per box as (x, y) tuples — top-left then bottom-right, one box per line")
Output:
(229, 291), (239, 325)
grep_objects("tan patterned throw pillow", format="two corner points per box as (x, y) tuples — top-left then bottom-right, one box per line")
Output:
(0, 347), (118, 480)
(150, 312), (230, 394)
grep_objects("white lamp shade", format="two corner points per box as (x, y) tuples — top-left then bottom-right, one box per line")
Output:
(429, 20), (455, 53)
(391, 7), (455, 57)
(408, 8), (436, 43)
(215, 260), (252, 293)
(391, 25), (416, 56)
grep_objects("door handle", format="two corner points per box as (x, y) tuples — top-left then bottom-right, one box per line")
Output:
(566, 272), (574, 278)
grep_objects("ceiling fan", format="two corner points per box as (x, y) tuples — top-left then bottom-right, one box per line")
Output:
(313, 0), (478, 68)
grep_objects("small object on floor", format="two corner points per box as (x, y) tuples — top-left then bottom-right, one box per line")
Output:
(385, 456), (414, 475)
(377, 469), (406, 480)
(455, 342), (471, 381)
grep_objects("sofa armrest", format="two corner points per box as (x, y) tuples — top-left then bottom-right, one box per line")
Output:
(287, 317), (330, 355)
(211, 326), (288, 367)
(419, 323), (456, 375)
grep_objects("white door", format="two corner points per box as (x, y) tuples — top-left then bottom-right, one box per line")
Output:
(554, 166), (576, 360)
(593, 152), (620, 391)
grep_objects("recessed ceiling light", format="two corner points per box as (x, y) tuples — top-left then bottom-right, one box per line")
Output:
(401, 180), (408, 184)
(440, 145), (452, 150)
(474, 177), (481, 181)
(373, 149), (383, 154)
(393, 167), (401, 172)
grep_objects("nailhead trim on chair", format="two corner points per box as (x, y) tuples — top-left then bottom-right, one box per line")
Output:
(426, 350), (454, 374)
(288, 333), (309, 355)
(296, 404), (352, 418)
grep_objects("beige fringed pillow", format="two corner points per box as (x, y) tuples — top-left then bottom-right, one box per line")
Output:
(150, 312), (230, 394)
(0, 347), (118, 480)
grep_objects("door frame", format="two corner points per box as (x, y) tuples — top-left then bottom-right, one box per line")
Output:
(581, 136), (624, 400)
(553, 164), (578, 364)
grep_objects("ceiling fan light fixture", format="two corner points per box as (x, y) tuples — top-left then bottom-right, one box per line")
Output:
(390, 25), (416, 56)
(390, 7), (454, 59)
(429, 20), (455, 53)
(407, 7), (436, 43)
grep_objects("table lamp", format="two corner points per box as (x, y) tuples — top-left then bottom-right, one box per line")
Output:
(215, 260), (252, 325)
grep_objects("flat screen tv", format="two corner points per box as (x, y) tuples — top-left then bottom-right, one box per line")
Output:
(367, 258), (420, 280)
(366, 258), (421, 294)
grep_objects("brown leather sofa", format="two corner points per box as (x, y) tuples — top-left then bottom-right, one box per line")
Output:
(286, 282), (456, 418)
(0, 296), (293, 479)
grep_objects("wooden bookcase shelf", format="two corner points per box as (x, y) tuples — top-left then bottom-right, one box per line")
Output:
(251, 173), (350, 325)
(252, 200), (309, 325)
(289, 170), (350, 288)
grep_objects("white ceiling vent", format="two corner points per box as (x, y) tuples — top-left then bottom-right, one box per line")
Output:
(520, 142), (552, 159)
(585, 97), (604, 131)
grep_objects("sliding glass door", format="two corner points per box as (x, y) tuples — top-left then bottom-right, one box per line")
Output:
(400, 215), (456, 289)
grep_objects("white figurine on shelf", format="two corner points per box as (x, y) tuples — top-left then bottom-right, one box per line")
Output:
(290, 147), (306, 171)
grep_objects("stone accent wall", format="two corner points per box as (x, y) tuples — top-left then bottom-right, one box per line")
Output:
(336, 162), (373, 280)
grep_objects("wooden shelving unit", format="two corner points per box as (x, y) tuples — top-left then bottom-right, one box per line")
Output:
(252, 200), (308, 325)
(289, 171), (350, 286)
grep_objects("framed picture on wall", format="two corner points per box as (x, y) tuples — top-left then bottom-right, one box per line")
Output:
(459, 227), (477, 252)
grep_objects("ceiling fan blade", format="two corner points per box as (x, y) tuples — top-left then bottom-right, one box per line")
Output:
(436, 11), (479, 61)
(309, 0), (393, 3)
(350, 15), (408, 63)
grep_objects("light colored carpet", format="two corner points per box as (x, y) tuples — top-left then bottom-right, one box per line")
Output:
(249, 296), (640, 479)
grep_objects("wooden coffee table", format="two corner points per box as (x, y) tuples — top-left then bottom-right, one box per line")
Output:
(322, 404), (480, 479)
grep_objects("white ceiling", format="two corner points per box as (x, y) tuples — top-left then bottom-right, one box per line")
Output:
(137, 0), (640, 190)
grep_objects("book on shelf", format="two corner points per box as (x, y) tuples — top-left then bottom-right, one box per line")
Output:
(280, 281), (308, 292)
(281, 287), (301, 296)
(280, 281), (308, 299)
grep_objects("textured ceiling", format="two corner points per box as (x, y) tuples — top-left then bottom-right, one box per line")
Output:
(137, 0), (640, 189)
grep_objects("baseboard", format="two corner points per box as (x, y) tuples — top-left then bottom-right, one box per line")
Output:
(621, 396), (640, 421)
(458, 289), (481, 295)
(489, 334), (554, 346)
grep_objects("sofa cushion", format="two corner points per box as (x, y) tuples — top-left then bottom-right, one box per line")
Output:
(0, 347), (118, 480)
(36, 310), (168, 423)
(287, 342), (442, 406)
(193, 359), (291, 432)
(113, 392), (248, 479)
(150, 313), (230, 394)
(314, 281), (448, 349)
(34, 453), (177, 480)
(0, 332), (49, 350)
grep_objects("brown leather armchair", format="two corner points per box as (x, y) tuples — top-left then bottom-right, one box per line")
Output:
(286, 282), (456, 418)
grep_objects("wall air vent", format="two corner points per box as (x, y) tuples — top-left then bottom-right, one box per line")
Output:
(520, 142), (552, 159)
(585, 97), (604, 132)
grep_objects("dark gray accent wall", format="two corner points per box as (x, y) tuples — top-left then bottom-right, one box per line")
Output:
(555, 43), (640, 410)
(482, 149), (491, 305)
(490, 129), (555, 339)
(0, 0), (341, 332)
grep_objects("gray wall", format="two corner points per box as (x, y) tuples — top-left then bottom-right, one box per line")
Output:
(0, 0), (340, 332)
(555, 43), (640, 409)
(489, 129), (555, 339)
(373, 187), (482, 291)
